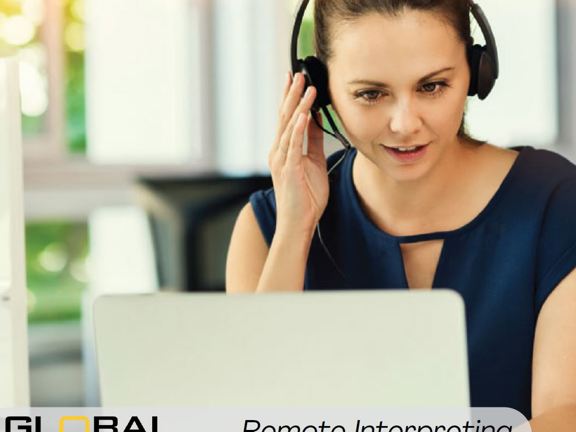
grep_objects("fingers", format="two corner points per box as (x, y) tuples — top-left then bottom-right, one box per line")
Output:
(308, 110), (324, 142)
(270, 72), (299, 161)
(278, 73), (305, 132)
(306, 111), (326, 163)
(274, 73), (307, 150)
(277, 85), (317, 160)
(286, 112), (308, 163)
(281, 71), (292, 101)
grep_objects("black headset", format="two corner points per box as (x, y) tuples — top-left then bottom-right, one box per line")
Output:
(291, 0), (499, 150)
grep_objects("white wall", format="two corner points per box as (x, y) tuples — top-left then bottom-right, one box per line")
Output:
(0, 56), (30, 407)
(466, 0), (558, 148)
(557, 0), (576, 156)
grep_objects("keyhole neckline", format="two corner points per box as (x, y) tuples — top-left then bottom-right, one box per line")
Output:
(345, 146), (529, 244)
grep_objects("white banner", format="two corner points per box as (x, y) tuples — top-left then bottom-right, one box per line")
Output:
(0, 407), (531, 432)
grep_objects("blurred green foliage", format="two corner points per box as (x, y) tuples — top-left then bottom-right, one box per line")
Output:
(26, 222), (89, 323)
(22, 114), (45, 136)
(0, 1), (46, 136)
(1, 0), (87, 152)
(64, 0), (87, 154)
(66, 49), (86, 154)
(299, 17), (315, 59)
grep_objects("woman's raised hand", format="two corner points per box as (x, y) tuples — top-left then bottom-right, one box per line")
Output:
(268, 72), (329, 239)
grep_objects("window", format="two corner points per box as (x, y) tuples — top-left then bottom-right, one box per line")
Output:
(0, 0), (49, 137)
(63, 0), (86, 154)
(3, 0), (218, 406)
(13, 0), (216, 325)
(26, 221), (88, 323)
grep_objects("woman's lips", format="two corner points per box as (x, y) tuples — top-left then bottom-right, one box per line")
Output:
(381, 143), (430, 163)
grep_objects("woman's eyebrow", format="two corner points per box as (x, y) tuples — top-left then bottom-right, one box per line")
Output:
(348, 67), (455, 87)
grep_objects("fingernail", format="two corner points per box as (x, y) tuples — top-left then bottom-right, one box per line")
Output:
(291, 73), (299, 86)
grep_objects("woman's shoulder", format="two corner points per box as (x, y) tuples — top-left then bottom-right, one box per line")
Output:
(459, 144), (576, 232)
(248, 187), (277, 246)
(481, 144), (576, 195)
(516, 145), (576, 182)
(494, 147), (576, 229)
(249, 186), (276, 222)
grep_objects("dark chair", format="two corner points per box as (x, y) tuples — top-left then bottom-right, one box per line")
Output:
(136, 175), (272, 292)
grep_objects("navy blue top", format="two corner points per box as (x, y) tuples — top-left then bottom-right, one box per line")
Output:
(249, 146), (576, 419)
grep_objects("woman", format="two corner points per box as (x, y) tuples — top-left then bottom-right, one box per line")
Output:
(226, 0), (576, 428)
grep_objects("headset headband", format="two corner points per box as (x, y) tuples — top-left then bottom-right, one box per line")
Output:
(291, 0), (310, 73)
(291, 0), (499, 80)
(469, 2), (499, 78)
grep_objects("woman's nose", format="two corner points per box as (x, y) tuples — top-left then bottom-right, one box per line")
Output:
(389, 100), (423, 136)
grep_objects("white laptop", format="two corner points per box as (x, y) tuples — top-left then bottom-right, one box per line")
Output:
(94, 290), (469, 407)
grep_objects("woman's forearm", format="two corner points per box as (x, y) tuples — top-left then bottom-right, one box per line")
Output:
(256, 230), (314, 293)
(528, 404), (576, 432)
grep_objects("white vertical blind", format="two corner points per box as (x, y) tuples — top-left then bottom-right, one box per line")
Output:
(0, 56), (30, 407)
(214, 0), (291, 173)
(466, 0), (558, 147)
(85, 0), (206, 165)
(557, 0), (576, 154)
(0, 305), (16, 407)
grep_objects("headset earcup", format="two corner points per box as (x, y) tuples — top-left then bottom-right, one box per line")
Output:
(301, 56), (331, 110)
(467, 44), (496, 100)
(467, 44), (482, 98)
(477, 51), (497, 100)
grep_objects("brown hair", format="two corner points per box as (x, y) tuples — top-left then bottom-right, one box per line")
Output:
(314, 0), (484, 145)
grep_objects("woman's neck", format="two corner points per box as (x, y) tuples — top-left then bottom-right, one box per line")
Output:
(352, 140), (486, 236)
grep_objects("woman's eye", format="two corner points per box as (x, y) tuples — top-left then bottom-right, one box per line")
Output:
(420, 82), (447, 95)
(355, 90), (383, 104)
(354, 82), (448, 104)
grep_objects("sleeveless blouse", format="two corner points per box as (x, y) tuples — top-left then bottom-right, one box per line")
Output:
(249, 146), (576, 419)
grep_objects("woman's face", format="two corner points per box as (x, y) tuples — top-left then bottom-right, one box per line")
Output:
(327, 9), (471, 182)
